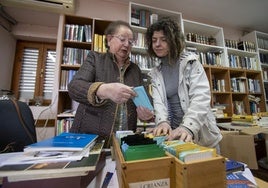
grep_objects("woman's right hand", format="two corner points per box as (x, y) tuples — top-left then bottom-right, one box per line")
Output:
(97, 83), (136, 104)
(152, 122), (172, 136)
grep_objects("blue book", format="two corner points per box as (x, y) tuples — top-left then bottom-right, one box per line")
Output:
(24, 132), (98, 152)
(132, 86), (153, 111)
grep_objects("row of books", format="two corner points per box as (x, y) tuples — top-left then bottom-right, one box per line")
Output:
(248, 78), (261, 93)
(186, 32), (216, 46)
(57, 118), (74, 135)
(130, 53), (155, 69)
(160, 140), (216, 162)
(225, 39), (239, 49)
(231, 77), (246, 93)
(60, 70), (77, 90)
(228, 54), (258, 70)
(233, 101), (246, 115)
(257, 37), (268, 50)
(259, 53), (268, 64)
(131, 8), (158, 28)
(212, 78), (225, 92)
(133, 32), (145, 48)
(237, 41), (256, 52)
(232, 97), (260, 117)
(231, 112), (268, 127)
(64, 24), (92, 42)
(93, 34), (107, 53)
(262, 69), (268, 81)
(198, 51), (223, 66)
(63, 47), (89, 65)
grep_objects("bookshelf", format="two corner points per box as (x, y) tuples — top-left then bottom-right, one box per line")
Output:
(128, 2), (266, 117)
(53, 4), (268, 134)
(182, 18), (266, 117)
(242, 31), (268, 111)
(56, 15), (111, 135)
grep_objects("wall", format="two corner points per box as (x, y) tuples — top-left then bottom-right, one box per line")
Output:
(0, 26), (16, 90)
(0, 0), (254, 141)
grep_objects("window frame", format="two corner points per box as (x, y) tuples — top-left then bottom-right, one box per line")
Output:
(11, 40), (56, 106)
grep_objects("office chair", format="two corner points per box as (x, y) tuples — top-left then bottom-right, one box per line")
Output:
(0, 99), (37, 153)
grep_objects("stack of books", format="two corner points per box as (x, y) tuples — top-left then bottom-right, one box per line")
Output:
(0, 132), (103, 182)
(225, 159), (257, 188)
(231, 114), (258, 126)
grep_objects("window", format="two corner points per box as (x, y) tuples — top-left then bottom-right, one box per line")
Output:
(11, 41), (56, 106)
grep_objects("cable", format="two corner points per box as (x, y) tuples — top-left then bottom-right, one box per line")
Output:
(34, 94), (57, 140)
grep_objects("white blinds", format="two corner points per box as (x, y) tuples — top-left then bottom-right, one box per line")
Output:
(19, 48), (38, 100)
(44, 50), (56, 99)
(19, 47), (56, 101)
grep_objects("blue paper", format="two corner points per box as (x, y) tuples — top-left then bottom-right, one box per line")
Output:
(132, 86), (153, 111)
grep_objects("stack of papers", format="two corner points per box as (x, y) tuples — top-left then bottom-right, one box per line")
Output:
(1, 132), (98, 165)
(0, 132), (103, 182)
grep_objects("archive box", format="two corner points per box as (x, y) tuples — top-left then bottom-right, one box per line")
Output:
(112, 135), (226, 188)
(167, 152), (226, 188)
(113, 135), (175, 188)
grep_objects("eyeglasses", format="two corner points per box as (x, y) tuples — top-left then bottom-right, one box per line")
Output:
(112, 35), (135, 46)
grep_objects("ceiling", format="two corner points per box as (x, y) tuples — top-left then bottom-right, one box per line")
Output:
(1, 0), (268, 34)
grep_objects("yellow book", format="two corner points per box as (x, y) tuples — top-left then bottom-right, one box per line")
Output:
(98, 34), (103, 52)
(102, 35), (107, 53)
(232, 114), (257, 122)
(93, 34), (99, 52)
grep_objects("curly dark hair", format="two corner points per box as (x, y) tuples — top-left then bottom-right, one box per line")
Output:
(145, 17), (185, 62)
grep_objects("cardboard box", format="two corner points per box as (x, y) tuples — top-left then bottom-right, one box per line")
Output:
(219, 127), (268, 169)
(113, 136), (226, 188)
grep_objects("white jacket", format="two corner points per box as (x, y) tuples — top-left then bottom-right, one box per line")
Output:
(148, 52), (222, 147)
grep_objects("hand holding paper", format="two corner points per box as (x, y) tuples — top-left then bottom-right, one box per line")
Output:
(132, 86), (153, 111)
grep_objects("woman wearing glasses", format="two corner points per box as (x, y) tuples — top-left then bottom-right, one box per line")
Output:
(68, 20), (154, 147)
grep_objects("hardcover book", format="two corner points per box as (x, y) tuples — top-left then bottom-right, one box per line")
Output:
(0, 153), (100, 182)
(24, 132), (98, 152)
(132, 86), (153, 111)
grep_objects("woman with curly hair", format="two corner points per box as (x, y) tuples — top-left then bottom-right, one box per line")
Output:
(146, 17), (222, 150)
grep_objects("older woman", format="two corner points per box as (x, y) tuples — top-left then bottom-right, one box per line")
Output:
(68, 20), (154, 147)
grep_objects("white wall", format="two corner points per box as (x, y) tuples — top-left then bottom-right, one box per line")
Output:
(1, 0), (255, 140)
(0, 26), (16, 90)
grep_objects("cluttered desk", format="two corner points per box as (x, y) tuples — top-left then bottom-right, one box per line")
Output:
(1, 131), (268, 188)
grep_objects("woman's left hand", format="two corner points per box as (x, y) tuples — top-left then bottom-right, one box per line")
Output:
(167, 127), (193, 142)
(136, 106), (154, 121)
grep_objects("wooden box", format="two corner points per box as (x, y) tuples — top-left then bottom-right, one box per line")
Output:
(169, 153), (226, 188)
(113, 136), (226, 188)
(113, 136), (175, 188)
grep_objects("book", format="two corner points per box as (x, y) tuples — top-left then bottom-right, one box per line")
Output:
(0, 152), (101, 182)
(226, 159), (245, 173)
(132, 86), (153, 111)
(24, 132), (98, 152)
(226, 170), (257, 188)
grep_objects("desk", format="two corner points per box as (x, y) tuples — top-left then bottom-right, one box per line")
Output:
(255, 177), (268, 188)
(1, 154), (268, 188)
(1, 152), (106, 188)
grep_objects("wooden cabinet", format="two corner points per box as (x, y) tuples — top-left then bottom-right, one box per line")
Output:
(55, 15), (111, 135)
